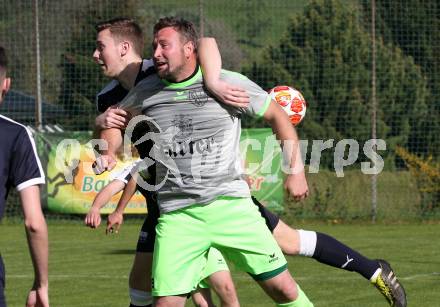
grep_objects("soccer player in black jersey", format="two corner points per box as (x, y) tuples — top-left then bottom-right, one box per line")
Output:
(0, 46), (49, 307)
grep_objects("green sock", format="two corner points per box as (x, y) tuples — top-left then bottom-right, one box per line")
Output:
(276, 285), (314, 307)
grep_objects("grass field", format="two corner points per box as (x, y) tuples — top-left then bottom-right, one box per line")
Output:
(0, 221), (439, 306)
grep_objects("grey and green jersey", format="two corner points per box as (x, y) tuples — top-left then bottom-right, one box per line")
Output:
(118, 66), (271, 213)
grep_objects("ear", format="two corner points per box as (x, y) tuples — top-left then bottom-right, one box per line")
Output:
(0, 77), (11, 101)
(120, 41), (130, 57)
(183, 41), (195, 59)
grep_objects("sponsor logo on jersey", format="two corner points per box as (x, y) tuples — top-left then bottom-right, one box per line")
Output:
(171, 115), (193, 142)
(189, 89), (208, 107)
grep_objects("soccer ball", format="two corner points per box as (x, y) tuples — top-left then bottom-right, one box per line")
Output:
(269, 85), (307, 126)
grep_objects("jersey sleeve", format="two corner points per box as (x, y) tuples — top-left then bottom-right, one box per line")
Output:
(10, 128), (45, 191)
(110, 160), (141, 184)
(220, 70), (272, 117)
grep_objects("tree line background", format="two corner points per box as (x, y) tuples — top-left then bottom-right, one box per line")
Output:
(0, 0), (439, 220)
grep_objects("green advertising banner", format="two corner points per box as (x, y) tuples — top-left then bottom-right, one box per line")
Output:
(36, 128), (284, 214)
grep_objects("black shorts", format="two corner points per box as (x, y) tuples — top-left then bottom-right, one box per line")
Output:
(136, 190), (159, 253)
(0, 255), (6, 307)
(251, 196), (280, 232)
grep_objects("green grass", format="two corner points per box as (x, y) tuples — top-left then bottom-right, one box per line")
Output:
(0, 221), (439, 306)
(280, 170), (423, 221)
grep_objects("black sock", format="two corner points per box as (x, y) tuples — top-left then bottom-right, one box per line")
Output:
(312, 232), (380, 280)
(129, 304), (152, 307)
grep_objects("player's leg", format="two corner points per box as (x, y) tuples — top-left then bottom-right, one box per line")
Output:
(154, 295), (187, 307)
(296, 226), (407, 306)
(253, 197), (406, 306)
(152, 207), (211, 307)
(275, 223), (406, 306)
(275, 221), (379, 278)
(128, 217), (155, 307)
(210, 198), (313, 306)
(192, 272), (239, 307)
(191, 288), (215, 307)
(257, 270), (312, 307)
(0, 256), (6, 307)
(206, 271), (239, 307)
(193, 248), (239, 307)
(129, 252), (153, 307)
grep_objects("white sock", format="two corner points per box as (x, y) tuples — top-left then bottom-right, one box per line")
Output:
(298, 229), (317, 257)
(129, 288), (152, 306)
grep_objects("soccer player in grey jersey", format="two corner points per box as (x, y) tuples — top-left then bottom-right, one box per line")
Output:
(102, 17), (313, 307)
(96, 17), (406, 307)
(90, 17), (249, 307)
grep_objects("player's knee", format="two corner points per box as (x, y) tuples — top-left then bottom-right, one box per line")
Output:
(263, 271), (299, 303)
(280, 244), (300, 256)
(273, 223), (301, 256)
(129, 288), (152, 306)
(215, 282), (238, 303)
(272, 282), (298, 302)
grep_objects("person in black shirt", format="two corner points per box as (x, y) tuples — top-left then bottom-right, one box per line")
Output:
(0, 46), (49, 307)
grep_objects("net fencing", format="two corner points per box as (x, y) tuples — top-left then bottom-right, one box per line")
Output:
(1, 0), (439, 220)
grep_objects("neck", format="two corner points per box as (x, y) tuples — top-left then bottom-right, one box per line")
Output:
(118, 58), (142, 90)
(169, 58), (197, 83)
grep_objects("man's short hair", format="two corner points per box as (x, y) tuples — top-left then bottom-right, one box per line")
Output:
(95, 17), (144, 56)
(0, 46), (7, 77)
(153, 17), (199, 52)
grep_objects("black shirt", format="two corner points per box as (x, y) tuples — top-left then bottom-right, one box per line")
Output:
(0, 115), (45, 219)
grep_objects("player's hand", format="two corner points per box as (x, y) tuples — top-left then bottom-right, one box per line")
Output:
(84, 207), (101, 228)
(284, 173), (309, 202)
(26, 285), (49, 307)
(92, 155), (117, 175)
(207, 80), (250, 108)
(106, 211), (123, 235)
(95, 106), (131, 129)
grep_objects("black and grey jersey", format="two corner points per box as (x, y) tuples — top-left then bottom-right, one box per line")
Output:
(95, 59), (155, 113)
(0, 115), (45, 219)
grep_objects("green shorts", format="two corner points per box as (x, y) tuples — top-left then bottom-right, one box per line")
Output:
(151, 197), (287, 296)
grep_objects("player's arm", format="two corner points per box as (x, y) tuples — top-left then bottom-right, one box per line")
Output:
(92, 128), (121, 174)
(19, 185), (49, 307)
(106, 174), (138, 234)
(95, 106), (130, 130)
(262, 101), (308, 201)
(93, 107), (128, 155)
(198, 37), (249, 107)
(95, 88), (145, 174)
(85, 179), (126, 228)
(9, 127), (48, 306)
(93, 88), (131, 173)
(93, 108), (129, 165)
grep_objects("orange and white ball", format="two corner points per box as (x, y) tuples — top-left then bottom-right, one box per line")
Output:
(269, 85), (307, 126)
